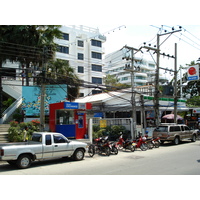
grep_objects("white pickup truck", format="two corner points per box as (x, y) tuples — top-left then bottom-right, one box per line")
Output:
(0, 132), (87, 169)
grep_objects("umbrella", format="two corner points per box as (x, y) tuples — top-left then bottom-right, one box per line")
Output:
(162, 114), (183, 120)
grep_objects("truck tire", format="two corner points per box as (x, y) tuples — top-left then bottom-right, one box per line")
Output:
(173, 137), (180, 145)
(191, 134), (196, 142)
(16, 154), (32, 169)
(72, 149), (85, 161)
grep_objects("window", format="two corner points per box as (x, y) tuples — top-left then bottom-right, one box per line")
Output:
(78, 66), (84, 73)
(31, 134), (42, 142)
(92, 64), (102, 72)
(91, 39), (102, 47)
(92, 90), (102, 95)
(92, 52), (102, 59)
(57, 46), (69, 54)
(184, 126), (190, 131)
(45, 135), (52, 145)
(121, 77), (128, 81)
(170, 126), (181, 132)
(154, 126), (168, 132)
(53, 134), (68, 143)
(56, 110), (74, 125)
(62, 33), (69, 40)
(92, 77), (102, 84)
(78, 53), (84, 60)
(78, 40), (84, 47)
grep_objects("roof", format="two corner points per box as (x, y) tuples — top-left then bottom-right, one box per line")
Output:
(75, 90), (132, 104)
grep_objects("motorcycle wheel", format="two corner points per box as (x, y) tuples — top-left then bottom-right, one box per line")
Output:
(95, 146), (100, 155)
(112, 147), (118, 155)
(105, 147), (111, 156)
(154, 141), (160, 148)
(130, 145), (135, 152)
(147, 142), (154, 149)
(140, 143), (148, 151)
(88, 145), (95, 157)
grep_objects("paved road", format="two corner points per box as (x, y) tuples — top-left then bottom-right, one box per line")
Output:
(0, 140), (200, 175)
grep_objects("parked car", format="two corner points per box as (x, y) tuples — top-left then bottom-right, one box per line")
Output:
(153, 123), (198, 145)
(0, 132), (87, 169)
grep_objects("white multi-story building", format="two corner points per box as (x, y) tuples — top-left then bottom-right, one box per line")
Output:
(55, 25), (106, 97)
(104, 50), (167, 86)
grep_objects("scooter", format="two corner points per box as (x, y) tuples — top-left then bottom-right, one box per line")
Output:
(145, 131), (161, 149)
(117, 135), (135, 152)
(93, 136), (111, 156)
(132, 132), (148, 151)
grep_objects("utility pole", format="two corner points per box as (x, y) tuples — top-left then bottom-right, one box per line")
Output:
(174, 43), (178, 123)
(40, 47), (47, 131)
(154, 34), (160, 127)
(149, 29), (182, 127)
(123, 45), (140, 139)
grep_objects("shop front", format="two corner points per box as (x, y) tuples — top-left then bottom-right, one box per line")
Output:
(49, 102), (92, 139)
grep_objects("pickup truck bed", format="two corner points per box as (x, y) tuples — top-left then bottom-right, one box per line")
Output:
(0, 141), (40, 146)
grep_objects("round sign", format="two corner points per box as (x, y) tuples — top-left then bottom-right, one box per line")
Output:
(188, 67), (196, 75)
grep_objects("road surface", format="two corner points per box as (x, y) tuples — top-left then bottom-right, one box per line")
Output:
(0, 140), (200, 175)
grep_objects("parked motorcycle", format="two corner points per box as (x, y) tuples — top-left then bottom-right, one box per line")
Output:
(145, 132), (161, 149)
(117, 135), (135, 152)
(93, 137), (111, 156)
(132, 133), (148, 151)
(109, 141), (118, 155)
(152, 136), (161, 148)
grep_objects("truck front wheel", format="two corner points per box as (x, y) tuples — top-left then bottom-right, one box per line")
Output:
(72, 149), (85, 161)
(16, 154), (32, 169)
(191, 134), (196, 142)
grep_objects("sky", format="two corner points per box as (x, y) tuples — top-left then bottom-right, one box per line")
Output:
(94, 25), (200, 69)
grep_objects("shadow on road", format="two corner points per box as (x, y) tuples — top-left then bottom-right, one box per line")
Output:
(0, 157), (77, 172)
(160, 140), (194, 147)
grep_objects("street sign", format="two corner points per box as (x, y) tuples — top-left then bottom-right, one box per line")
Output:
(187, 65), (199, 81)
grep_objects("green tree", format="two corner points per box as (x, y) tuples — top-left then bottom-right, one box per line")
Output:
(0, 25), (63, 85)
(46, 59), (80, 102)
(186, 96), (200, 107)
(103, 74), (129, 91)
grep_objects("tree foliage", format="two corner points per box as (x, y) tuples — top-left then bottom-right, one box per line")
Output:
(103, 74), (130, 91)
(186, 96), (200, 107)
(44, 59), (81, 102)
(8, 120), (40, 142)
(0, 25), (63, 85)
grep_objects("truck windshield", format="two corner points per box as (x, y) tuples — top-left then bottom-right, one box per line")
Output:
(31, 134), (42, 142)
(154, 126), (168, 132)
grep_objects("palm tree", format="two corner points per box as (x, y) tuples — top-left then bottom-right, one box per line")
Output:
(46, 59), (80, 102)
(0, 25), (63, 85)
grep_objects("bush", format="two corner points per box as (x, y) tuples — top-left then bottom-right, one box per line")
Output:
(8, 120), (40, 142)
(92, 124), (129, 141)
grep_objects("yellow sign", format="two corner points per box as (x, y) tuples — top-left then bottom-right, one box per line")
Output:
(100, 120), (107, 128)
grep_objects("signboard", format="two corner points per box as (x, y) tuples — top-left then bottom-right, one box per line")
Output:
(193, 108), (200, 114)
(22, 84), (67, 116)
(100, 119), (107, 128)
(187, 65), (199, 81)
(64, 102), (79, 109)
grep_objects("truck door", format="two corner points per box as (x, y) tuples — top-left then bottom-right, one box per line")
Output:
(184, 126), (191, 139)
(43, 134), (53, 159)
(53, 134), (73, 158)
